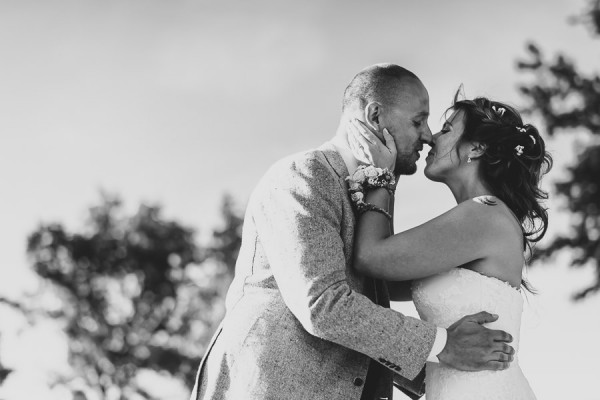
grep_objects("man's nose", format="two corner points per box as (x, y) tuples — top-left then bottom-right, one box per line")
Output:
(421, 125), (433, 145)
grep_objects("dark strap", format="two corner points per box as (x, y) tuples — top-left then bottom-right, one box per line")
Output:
(361, 279), (393, 400)
(393, 367), (426, 400)
(361, 359), (391, 400)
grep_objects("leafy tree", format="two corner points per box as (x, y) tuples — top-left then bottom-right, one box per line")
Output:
(4, 193), (242, 398)
(0, 355), (11, 387)
(209, 194), (244, 274)
(518, 0), (600, 300)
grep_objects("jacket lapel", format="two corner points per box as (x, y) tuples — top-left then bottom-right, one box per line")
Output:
(317, 143), (392, 308)
(318, 141), (350, 189)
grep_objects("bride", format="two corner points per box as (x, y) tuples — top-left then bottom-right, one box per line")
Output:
(347, 93), (552, 400)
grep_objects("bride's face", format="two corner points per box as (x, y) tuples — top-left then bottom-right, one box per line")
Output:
(424, 109), (470, 182)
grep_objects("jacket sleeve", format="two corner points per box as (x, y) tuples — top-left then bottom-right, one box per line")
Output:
(252, 155), (436, 379)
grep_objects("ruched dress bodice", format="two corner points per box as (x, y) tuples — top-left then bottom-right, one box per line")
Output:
(412, 267), (536, 400)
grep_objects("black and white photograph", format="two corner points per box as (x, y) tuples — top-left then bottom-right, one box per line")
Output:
(1, 1), (599, 399)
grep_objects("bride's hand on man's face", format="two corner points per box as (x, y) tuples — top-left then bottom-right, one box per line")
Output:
(347, 119), (397, 171)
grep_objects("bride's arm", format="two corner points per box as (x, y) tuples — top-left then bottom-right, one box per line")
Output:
(354, 188), (493, 281)
(346, 119), (496, 285)
(346, 120), (495, 281)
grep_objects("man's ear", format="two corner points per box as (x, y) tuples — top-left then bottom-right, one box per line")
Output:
(468, 142), (487, 160)
(364, 101), (383, 132)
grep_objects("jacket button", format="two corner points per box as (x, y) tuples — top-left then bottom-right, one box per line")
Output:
(353, 377), (364, 386)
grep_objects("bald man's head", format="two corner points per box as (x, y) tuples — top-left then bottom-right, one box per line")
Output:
(342, 64), (420, 114)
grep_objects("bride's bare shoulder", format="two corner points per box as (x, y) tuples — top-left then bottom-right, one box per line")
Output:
(469, 196), (523, 237)
(447, 196), (524, 253)
(459, 196), (525, 284)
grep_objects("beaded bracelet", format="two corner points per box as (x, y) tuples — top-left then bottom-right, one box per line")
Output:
(353, 198), (393, 220)
(346, 165), (396, 220)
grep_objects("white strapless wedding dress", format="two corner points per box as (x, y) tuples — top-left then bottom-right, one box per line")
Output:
(412, 267), (537, 400)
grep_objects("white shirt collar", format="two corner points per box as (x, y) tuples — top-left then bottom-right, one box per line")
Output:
(330, 135), (359, 176)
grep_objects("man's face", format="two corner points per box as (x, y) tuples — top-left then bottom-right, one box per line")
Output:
(378, 80), (432, 175)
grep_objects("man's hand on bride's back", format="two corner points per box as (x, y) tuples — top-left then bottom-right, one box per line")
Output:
(437, 311), (515, 371)
(347, 119), (396, 171)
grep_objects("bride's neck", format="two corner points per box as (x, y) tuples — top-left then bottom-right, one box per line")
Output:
(446, 172), (492, 204)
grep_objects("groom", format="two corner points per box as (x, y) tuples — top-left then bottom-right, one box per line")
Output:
(190, 64), (514, 400)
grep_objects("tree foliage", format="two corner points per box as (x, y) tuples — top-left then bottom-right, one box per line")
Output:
(518, 0), (600, 300)
(12, 193), (242, 398)
(0, 357), (11, 386)
(209, 194), (244, 274)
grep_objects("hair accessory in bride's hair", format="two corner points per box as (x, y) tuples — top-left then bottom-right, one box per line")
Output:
(515, 145), (525, 156)
(492, 105), (506, 117)
(346, 165), (396, 220)
(529, 135), (536, 145)
(516, 126), (527, 133)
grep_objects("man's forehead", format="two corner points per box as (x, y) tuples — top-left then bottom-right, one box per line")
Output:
(405, 94), (430, 117)
(390, 80), (429, 112)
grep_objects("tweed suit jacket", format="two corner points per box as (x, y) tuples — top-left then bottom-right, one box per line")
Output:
(190, 142), (437, 400)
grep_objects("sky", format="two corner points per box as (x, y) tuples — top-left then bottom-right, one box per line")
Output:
(0, 0), (599, 399)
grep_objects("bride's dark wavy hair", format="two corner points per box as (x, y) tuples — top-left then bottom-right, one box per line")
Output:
(448, 92), (552, 288)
